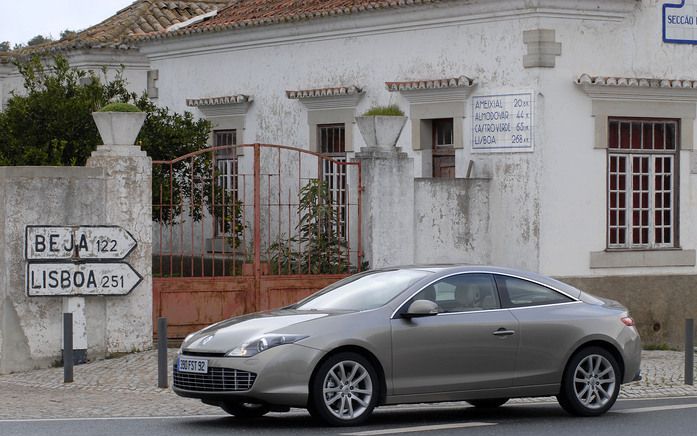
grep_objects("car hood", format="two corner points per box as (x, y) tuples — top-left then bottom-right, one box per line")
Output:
(182, 310), (339, 353)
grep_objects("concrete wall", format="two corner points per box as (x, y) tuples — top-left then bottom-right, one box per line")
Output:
(0, 144), (152, 373)
(414, 178), (491, 265)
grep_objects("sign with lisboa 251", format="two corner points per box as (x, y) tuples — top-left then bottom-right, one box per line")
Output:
(664, 1), (697, 44)
(25, 225), (141, 297)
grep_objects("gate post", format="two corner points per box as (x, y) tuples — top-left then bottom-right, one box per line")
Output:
(354, 147), (415, 268)
(253, 143), (262, 312)
(87, 136), (152, 353)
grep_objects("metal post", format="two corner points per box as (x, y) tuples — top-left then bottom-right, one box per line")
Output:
(158, 317), (168, 389)
(686, 318), (694, 386)
(63, 313), (73, 383)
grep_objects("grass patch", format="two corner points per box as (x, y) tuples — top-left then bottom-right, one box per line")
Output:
(100, 102), (141, 112)
(362, 104), (404, 116)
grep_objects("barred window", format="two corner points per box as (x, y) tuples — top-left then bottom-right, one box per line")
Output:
(607, 118), (678, 249)
(214, 130), (238, 236)
(318, 124), (347, 237)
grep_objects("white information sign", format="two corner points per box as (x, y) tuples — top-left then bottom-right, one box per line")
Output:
(25, 226), (137, 261)
(471, 92), (534, 152)
(26, 262), (142, 297)
(663, 1), (697, 44)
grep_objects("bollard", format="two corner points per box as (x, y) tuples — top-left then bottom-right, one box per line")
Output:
(64, 313), (73, 383)
(158, 317), (168, 388)
(686, 318), (694, 386)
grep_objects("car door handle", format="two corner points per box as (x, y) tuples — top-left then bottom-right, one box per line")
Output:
(492, 328), (515, 337)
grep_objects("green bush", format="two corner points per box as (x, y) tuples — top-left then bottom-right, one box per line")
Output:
(362, 104), (404, 116)
(99, 102), (140, 112)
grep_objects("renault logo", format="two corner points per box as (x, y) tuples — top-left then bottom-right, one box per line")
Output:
(201, 335), (213, 345)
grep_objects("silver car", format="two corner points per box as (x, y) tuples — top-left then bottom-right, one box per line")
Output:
(173, 266), (641, 426)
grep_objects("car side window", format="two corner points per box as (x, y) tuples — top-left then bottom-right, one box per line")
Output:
(410, 273), (500, 313)
(494, 275), (573, 308)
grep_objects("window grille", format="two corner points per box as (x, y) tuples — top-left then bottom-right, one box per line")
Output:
(318, 124), (348, 238)
(607, 119), (677, 249)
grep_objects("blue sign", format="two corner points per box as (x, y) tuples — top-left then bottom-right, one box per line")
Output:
(664, 1), (697, 44)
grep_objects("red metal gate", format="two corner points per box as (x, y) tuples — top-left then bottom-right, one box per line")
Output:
(152, 144), (362, 338)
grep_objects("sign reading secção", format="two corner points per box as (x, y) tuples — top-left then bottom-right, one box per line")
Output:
(664, 1), (697, 44)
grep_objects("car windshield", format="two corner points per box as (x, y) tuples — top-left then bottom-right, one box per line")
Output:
(294, 269), (432, 311)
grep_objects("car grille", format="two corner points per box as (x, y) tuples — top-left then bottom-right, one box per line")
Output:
(173, 365), (257, 392)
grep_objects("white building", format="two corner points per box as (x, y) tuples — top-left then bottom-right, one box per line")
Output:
(135, 0), (697, 346)
(3, 0), (697, 346)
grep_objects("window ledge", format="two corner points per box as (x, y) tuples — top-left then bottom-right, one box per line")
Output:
(590, 249), (696, 269)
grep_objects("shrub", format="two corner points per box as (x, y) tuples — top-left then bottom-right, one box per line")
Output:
(362, 104), (404, 116)
(99, 102), (140, 112)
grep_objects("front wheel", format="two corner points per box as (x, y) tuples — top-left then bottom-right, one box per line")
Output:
(557, 346), (620, 416)
(220, 401), (269, 419)
(309, 352), (379, 426)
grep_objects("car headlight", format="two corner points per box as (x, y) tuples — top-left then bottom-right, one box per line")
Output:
(226, 334), (308, 357)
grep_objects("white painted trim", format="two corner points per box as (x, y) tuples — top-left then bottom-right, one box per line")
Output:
(590, 249), (696, 269)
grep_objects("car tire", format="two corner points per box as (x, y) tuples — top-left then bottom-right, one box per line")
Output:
(309, 352), (379, 426)
(220, 401), (270, 419)
(557, 346), (621, 417)
(466, 398), (509, 408)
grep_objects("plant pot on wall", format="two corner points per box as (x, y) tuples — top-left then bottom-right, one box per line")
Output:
(355, 105), (407, 150)
(92, 106), (146, 146)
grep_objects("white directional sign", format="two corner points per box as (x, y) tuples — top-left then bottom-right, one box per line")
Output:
(25, 226), (137, 261)
(471, 92), (534, 152)
(26, 262), (142, 297)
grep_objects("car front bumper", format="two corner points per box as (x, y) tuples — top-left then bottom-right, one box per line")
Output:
(172, 343), (325, 408)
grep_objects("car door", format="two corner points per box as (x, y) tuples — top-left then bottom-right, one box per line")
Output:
(493, 274), (579, 387)
(390, 273), (519, 395)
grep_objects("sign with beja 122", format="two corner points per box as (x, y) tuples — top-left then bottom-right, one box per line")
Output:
(26, 262), (142, 297)
(25, 225), (137, 260)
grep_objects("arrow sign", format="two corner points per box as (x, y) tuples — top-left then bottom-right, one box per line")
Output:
(26, 262), (142, 297)
(25, 226), (137, 261)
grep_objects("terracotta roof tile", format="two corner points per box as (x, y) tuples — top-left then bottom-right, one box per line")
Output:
(286, 85), (363, 99)
(385, 76), (474, 92)
(3, 0), (231, 60)
(576, 74), (697, 89)
(186, 95), (253, 106)
(136, 0), (445, 41)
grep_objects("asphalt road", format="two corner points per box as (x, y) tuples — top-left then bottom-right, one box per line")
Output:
(2, 397), (697, 436)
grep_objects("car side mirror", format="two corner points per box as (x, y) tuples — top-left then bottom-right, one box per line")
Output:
(403, 300), (439, 318)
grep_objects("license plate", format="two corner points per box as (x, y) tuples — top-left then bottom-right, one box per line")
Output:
(178, 357), (208, 374)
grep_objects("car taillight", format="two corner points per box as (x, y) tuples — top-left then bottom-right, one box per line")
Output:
(621, 316), (635, 327)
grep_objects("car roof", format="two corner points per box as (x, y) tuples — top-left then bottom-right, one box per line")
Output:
(375, 264), (583, 298)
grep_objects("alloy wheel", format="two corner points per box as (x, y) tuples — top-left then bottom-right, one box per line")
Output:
(322, 360), (374, 420)
(572, 354), (616, 410)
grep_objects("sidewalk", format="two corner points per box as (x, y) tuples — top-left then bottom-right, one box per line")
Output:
(0, 350), (695, 419)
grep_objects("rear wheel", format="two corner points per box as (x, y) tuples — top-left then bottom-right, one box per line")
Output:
(309, 352), (379, 426)
(220, 401), (270, 419)
(466, 398), (509, 408)
(557, 346), (620, 416)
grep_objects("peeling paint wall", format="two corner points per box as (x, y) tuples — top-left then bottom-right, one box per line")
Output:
(414, 178), (491, 265)
(0, 160), (152, 374)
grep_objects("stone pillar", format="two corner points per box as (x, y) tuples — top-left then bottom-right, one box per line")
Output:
(87, 144), (152, 354)
(355, 148), (415, 269)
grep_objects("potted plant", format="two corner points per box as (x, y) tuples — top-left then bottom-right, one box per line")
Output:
(355, 104), (407, 150)
(92, 102), (146, 146)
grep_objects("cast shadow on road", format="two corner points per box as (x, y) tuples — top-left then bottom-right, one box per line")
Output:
(175, 403), (578, 431)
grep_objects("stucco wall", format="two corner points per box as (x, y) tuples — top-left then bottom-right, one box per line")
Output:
(0, 167), (106, 372)
(0, 155), (152, 373)
(414, 178), (491, 265)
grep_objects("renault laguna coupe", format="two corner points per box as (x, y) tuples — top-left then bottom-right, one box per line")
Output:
(173, 265), (641, 426)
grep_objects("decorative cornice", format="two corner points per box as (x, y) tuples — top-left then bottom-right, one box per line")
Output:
(286, 86), (364, 110)
(187, 95), (253, 106)
(286, 86), (362, 99)
(576, 74), (697, 102)
(385, 76), (473, 92)
(386, 76), (475, 104)
(186, 94), (253, 117)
